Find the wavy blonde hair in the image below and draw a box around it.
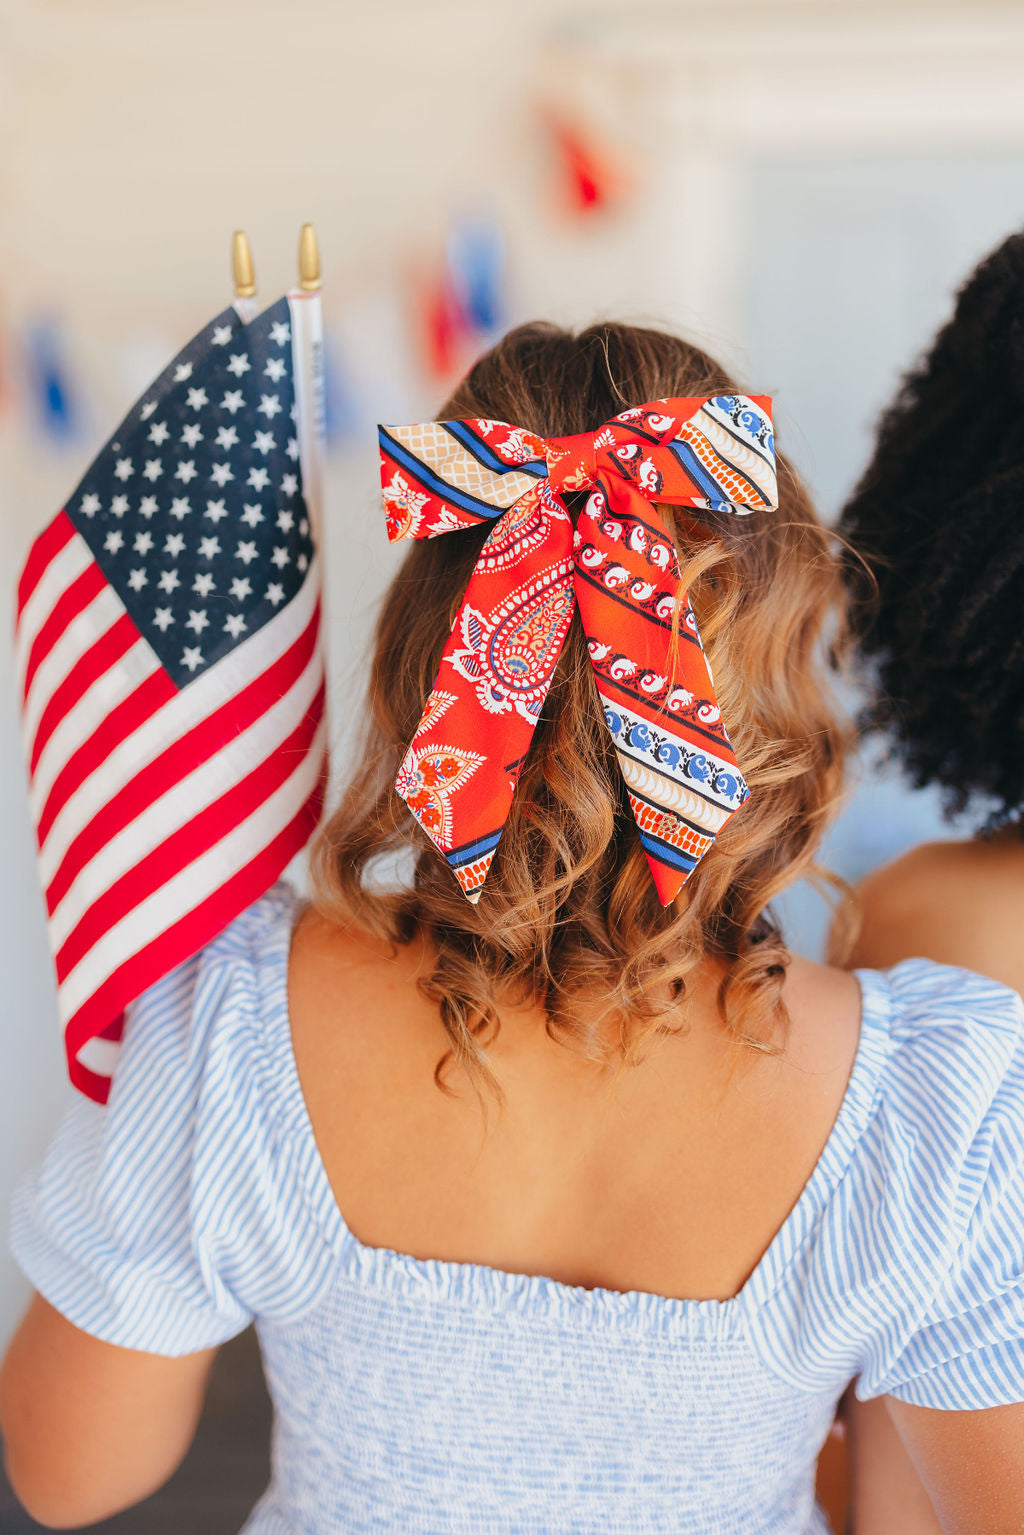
[312,322,849,1092]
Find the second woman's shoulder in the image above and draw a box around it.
[843,835,1024,989]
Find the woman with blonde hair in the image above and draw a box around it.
[3,320,1023,1533]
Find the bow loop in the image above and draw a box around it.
[379,419,547,542]
[378,394,777,904]
[603,396,778,514]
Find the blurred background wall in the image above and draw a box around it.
[2,0,1024,1346]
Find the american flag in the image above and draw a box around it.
[15,295,327,1103]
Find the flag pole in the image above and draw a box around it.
[289,223,325,547]
[232,229,260,324]
[288,223,329,803]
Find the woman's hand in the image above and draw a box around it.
[0,1292,217,1528]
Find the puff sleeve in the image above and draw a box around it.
[9,886,338,1356]
[860,964,1024,1409]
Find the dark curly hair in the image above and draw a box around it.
[839,229,1024,826]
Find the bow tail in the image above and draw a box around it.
[572,486,750,904]
[395,484,576,903]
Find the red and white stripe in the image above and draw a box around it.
[16,513,325,1103]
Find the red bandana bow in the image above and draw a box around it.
[378,395,777,904]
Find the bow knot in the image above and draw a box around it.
[378,395,778,905]
[545,433,598,495]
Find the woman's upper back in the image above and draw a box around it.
[287,889,863,1307]
[12,885,1024,1532]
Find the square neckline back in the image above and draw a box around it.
[256,885,896,1333]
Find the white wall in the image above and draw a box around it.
[3,0,1024,1341]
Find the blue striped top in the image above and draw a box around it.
[10,884,1024,1534]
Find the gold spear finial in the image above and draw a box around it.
[232,229,257,298]
[298,222,321,291]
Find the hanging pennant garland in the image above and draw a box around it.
[447,217,505,336]
[23,317,81,444]
[417,215,508,384]
[544,110,629,217]
[419,266,470,381]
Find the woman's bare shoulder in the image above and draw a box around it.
[779,953,863,1080]
[287,904,447,1092]
[289,904,435,1021]
[839,835,1024,988]
[291,902,412,975]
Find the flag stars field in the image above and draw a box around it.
[54,301,314,692]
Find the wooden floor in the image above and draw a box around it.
[1,1327,850,1532]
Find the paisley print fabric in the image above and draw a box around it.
[378,395,778,904]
